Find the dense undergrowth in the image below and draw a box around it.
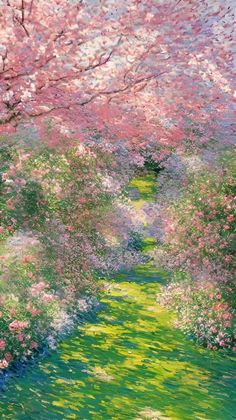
[0,138,143,370]
[154,148,236,351]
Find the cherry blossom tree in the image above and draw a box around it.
[0,0,235,159]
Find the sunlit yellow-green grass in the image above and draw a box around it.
[129,173,157,212]
[0,173,235,419]
[129,173,157,200]
[0,261,235,419]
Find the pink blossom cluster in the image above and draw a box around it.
[8,320,29,332]
[29,282,47,297]
[0,141,145,371]
[153,149,236,351]
[153,150,236,284]
[159,280,236,351]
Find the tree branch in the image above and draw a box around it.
[26,69,168,119]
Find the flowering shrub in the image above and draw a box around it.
[0,138,143,369]
[154,149,236,351]
[0,140,19,240]
[159,278,236,352]
[154,149,236,283]
[0,241,102,369]
[0,245,56,368]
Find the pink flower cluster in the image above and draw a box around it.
[9,320,29,332]
[29,281,47,297]
[159,281,236,351]
[0,141,144,371]
[153,150,236,286]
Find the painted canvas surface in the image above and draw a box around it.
[0,1,235,418]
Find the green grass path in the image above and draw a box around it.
[0,173,235,419]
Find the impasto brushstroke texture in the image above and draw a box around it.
[0,0,235,418]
